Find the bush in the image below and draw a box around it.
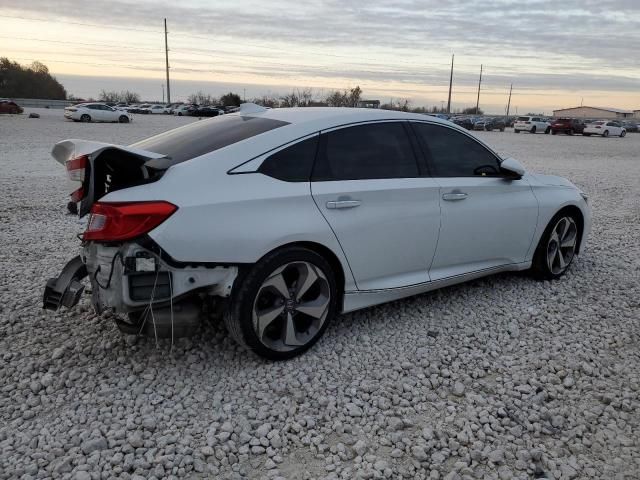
[0,58,67,99]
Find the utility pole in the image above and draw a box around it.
[164,18,171,104]
[505,83,512,117]
[446,53,454,114]
[475,64,483,114]
[161,83,165,103]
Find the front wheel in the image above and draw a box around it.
[531,126,537,134]
[224,247,338,360]
[545,127,551,134]
[80,114,91,123]
[119,115,129,123]
[530,214,579,280]
[620,130,626,137]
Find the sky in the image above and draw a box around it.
[1,0,639,114]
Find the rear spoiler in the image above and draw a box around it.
[52,139,167,217]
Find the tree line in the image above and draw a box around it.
[0,58,67,99]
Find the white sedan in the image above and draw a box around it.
[146,104,167,114]
[583,120,626,137]
[64,103,133,123]
[45,105,591,359]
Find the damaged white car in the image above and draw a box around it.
[44,104,591,359]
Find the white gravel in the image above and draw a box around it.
[1,109,639,480]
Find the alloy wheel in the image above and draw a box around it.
[252,261,331,352]
[546,217,577,275]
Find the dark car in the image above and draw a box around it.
[193,106,223,117]
[551,118,586,135]
[474,117,506,132]
[0,100,24,114]
[622,121,639,133]
[452,117,474,130]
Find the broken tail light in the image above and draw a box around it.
[83,201,177,242]
[66,155,88,182]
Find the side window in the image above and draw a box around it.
[258,136,318,182]
[412,123,501,177]
[88,104,99,110]
[313,122,418,181]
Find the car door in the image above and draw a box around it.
[311,121,441,291]
[410,121,538,281]
[607,122,621,135]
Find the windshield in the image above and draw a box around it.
[131,114,289,167]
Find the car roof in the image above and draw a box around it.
[246,106,453,131]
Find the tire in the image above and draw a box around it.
[119,115,129,123]
[500,127,505,132]
[545,127,551,134]
[620,130,626,138]
[224,246,338,360]
[568,129,574,136]
[514,129,520,133]
[178,112,183,116]
[531,126,537,134]
[603,130,609,137]
[530,213,579,280]
[80,114,91,123]
[552,130,557,135]
[583,133,591,137]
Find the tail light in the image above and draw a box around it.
[525,121,531,124]
[66,155,88,182]
[84,201,177,242]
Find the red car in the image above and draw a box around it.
[0,100,24,114]
[550,118,585,135]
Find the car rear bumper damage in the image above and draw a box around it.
[43,243,238,337]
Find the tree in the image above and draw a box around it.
[220,92,242,107]
[98,90,141,103]
[280,88,315,107]
[324,86,362,107]
[187,91,217,105]
[0,57,67,99]
[381,99,411,112]
[462,107,483,115]
[253,95,280,108]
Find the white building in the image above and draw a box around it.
[552,106,634,119]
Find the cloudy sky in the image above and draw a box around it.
[1,0,639,113]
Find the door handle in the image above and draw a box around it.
[442,192,468,201]
[326,200,361,209]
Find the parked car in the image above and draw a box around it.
[514,116,551,134]
[621,121,639,133]
[474,118,506,132]
[44,105,591,360]
[193,106,224,117]
[550,118,586,135]
[145,104,167,114]
[452,117,474,130]
[135,104,152,114]
[583,120,626,137]
[174,104,197,116]
[0,100,24,114]
[64,103,133,123]
[163,103,182,114]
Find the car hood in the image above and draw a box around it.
[528,173,576,188]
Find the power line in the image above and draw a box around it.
[0,14,162,33]
[0,35,161,53]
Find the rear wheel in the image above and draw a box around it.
[224,247,338,360]
[568,129,574,135]
[620,130,626,138]
[531,126,537,134]
[119,115,129,123]
[552,130,557,135]
[80,114,91,123]
[531,213,579,280]
[545,127,551,134]
[603,130,609,137]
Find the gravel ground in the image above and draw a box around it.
[1,109,639,480]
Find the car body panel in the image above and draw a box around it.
[311,178,441,290]
[429,177,539,280]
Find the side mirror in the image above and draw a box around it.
[500,157,526,179]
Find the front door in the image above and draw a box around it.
[410,121,538,280]
[311,121,441,291]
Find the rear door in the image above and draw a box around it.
[411,122,538,280]
[311,121,441,291]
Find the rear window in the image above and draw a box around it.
[517,116,530,121]
[131,115,289,166]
